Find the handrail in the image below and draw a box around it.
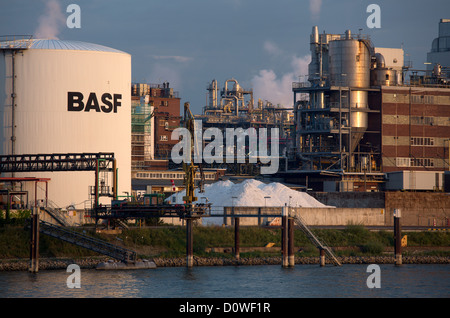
[291,213,341,266]
[39,220,137,263]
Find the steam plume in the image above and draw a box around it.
[34,0,66,39]
[251,55,310,107]
[309,0,322,19]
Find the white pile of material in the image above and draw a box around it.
[166,179,331,222]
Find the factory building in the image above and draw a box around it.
[379,85,450,173]
[0,38,131,208]
[195,78,294,175]
[130,82,224,197]
[131,93,155,171]
[427,19,450,74]
[130,82,184,195]
[288,23,450,192]
[131,82,181,161]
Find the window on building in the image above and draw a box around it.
[411,95,434,104]
[410,116,435,125]
[395,157,410,167]
[410,158,434,167]
[411,137,435,146]
[160,135,168,141]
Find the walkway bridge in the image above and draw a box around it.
[0,152,118,210]
[0,153,115,172]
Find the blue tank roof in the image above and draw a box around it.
[0,38,127,54]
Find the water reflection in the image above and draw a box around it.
[0,264,448,298]
[182,268,198,281]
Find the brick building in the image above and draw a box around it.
[380,86,450,172]
[130,82,224,197]
[131,82,181,164]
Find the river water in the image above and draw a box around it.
[0,264,448,299]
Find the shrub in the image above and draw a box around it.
[359,241,384,255]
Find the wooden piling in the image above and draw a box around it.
[186,218,194,268]
[394,209,402,266]
[234,217,240,260]
[29,207,39,273]
[282,206,288,268]
[288,217,295,267]
[319,248,325,267]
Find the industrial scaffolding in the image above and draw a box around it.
[131,96,154,170]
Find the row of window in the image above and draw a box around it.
[140,100,170,106]
[410,95,434,104]
[410,116,435,125]
[411,137,434,146]
[159,120,178,126]
[396,157,434,167]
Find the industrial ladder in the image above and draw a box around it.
[292,214,341,266]
[42,206,71,227]
[38,220,137,263]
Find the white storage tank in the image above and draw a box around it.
[0,39,131,209]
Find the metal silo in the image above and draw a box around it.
[0,38,131,209]
[329,30,371,153]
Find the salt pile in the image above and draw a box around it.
[166,178,332,213]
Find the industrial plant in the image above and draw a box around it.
[0,19,449,240]
[0,38,131,211]
[287,22,450,193]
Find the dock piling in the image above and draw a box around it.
[29,207,40,273]
[282,206,288,268]
[234,217,240,260]
[288,217,295,267]
[394,209,402,266]
[186,218,194,268]
[319,248,325,267]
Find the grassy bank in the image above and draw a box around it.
[0,223,449,260]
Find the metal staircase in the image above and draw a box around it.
[38,220,137,263]
[292,214,341,266]
[112,219,129,230]
[41,204,70,227]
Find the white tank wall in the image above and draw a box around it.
[0,52,6,151]
[0,46,131,209]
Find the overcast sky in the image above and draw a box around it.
[1,0,449,114]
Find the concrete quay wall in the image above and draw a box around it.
[224,206,385,227]
[290,207,385,226]
[311,191,450,227]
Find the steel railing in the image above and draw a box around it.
[39,220,137,263]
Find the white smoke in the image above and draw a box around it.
[309,0,322,19]
[34,0,66,39]
[251,54,310,107]
[263,41,283,56]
